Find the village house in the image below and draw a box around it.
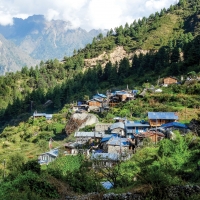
[72,104,89,113]
[95,123,112,132]
[106,136,130,155]
[109,90,135,103]
[63,142,90,156]
[163,76,178,86]
[87,98,102,108]
[124,121,150,138]
[148,112,178,127]
[161,122,188,132]
[133,131,165,146]
[33,112,53,120]
[74,131,105,143]
[91,153,120,168]
[93,93,107,101]
[38,148,59,165]
[109,122,125,136]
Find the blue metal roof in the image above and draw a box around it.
[95,149,103,153]
[109,122,125,130]
[107,137,129,146]
[47,149,59,157]
[125,122,150,127]
[161,122,188,129]
[101,136,112,143]
[148,112,178,120]
[132,90,138,94]
[101,134,118,143]
[101,181,113,189]
[93,94,107,98]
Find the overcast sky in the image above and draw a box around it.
[0,0,177,30]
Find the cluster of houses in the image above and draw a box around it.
[72,76,182,113]
[37,76,193,165]
[72,89,138,114]
[38,111,189,166]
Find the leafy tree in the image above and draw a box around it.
[6,153,26,177]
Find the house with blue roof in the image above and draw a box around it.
[111,90,135,102]
[109,122,125,136]
[93,93,107,99]
[148,112,178,127]
[38,148,59,165]
[161,122,188,132]
[106,136,130,154]
[124,121,150,138]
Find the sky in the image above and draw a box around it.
[0,0,177,31]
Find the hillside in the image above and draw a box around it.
[0,0,200,126]
[0,1,200,199]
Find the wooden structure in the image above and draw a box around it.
[88,99,102,107]
[64,142,89,155]
[163,77,178,85]
[148,112,178,127]
[133,131,165,145]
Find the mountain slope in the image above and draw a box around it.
[0,34,39,74]
[0,15,105,61]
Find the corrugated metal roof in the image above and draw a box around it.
[33,113,46,117]
[109,122,125,130]
[107,137,129,146]
[101,181,113,189]
[125,122,150,127]
[74,132,104,138]
[100,134,118,143]
[93,94,107,98]
[161,122,188,129]
[33,113,52,119]
[45,114,53,119]
[42,148,59,157]
[148,112,178,120]
[91,153,119,161]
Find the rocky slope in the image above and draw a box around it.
[84,46,149,68]
[0,34,39,75]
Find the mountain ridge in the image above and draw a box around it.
[0,15,105,74]
[0,33,39,74]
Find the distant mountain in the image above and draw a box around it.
[0,15,105,62]
[0,34,39,75]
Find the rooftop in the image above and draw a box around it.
[109,122,125,130]
[91,153,120,161]
[74,132,104,138]
[148,112,178,120]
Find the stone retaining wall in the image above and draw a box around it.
[65,185,200,200]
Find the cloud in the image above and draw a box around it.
[0,0,176,29]
[0,11,13,25]
[46,9,59,21]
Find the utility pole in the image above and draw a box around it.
[3,159,6,179]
